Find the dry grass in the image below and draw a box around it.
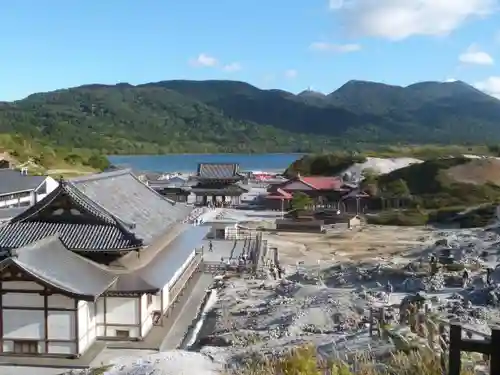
[232,346,477,375]
[446,158,500,186]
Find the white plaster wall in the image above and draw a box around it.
[45,176,59,193]
[78,301,96,355]
[3,309,44,339]
[161,288,170,313]
[47,310,74,340]
[47,342,76,355]
[140,294,153,338]
[96,297,104,337]
[105,325,140,338]
[36,176,59,202]
[47,294,74,309]
[106,297,138,325]
[2,281,43,290]
[0,192,34,208]
[97,297,140,338]
[3,292,44,307]
[168,250,195,291]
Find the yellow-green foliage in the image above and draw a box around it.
[233,346,475,375]
[0,133,107,172]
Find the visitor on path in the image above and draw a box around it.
[486,267,494,286]
[209,240,213,252]
[277,266,283,279]
[462,269,470,288]
[385,281,393,303]
[430,255,439,276]
[270,266,276,280]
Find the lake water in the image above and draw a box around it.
[108,153,304,173]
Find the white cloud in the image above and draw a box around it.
[309,42,361,52]
[444,78,458,82]
[189,53,218,67]
[459,45,494,65]
[223,62,242,72]
[284,69,298,79]
[329,0,497,40]
[474,76,500,98]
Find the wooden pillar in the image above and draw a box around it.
[0,279,3,352]
[448,324,461,375]
[491,328,500,375]
[74,299,80,356]
[44,292,49,353]
[103,296,108,337]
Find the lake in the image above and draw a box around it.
[108,153,304,173]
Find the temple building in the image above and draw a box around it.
[0,168,59,208]
[190,163,247,206]
[0,169,208,357]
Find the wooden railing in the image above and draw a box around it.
[370,306,498,375]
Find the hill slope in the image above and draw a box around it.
[376,157,500,208]
[1,79,500,154]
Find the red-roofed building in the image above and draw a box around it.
[264,174,355,211]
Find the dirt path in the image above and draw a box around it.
[264,225,435,265]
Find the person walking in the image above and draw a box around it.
[385,281,393,303]
[486,267,494,286]
[209,240,213,252]
[462,269,470,288]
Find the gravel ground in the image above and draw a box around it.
[194,225,500,366]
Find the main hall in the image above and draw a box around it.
[0,169,208,357]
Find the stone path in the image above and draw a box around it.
[160,273,214,351]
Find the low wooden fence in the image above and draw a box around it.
[275,219,325,233]
[370,306,499,375]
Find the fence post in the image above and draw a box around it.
[439,323,447,373]
[369,308,373,337]
[490,327,500,375]
[449,324,462,375]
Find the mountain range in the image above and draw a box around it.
[1,79,499,154]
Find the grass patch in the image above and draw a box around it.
[232,346,476,375]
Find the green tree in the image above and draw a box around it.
[85,154,110,171]
[383,178,410,197]
[360,168,379,196]
[291,192,313,211]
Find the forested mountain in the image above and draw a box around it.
[1,79,500,154]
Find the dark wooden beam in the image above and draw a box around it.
[103,296,107,337]
[74,300,79,356]
[44,292,48,353]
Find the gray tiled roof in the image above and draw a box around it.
[0,169,194,252]
[197,163,240,179]
[0,207,27,221]
[70,169,193,244]
[0,169,46,196]
[114,225,210,292]
[0,221,137,251]
[1,236,117,300]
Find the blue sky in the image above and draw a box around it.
[1,0,500,101]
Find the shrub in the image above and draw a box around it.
[233,346,475,375]
[366,210,429,226]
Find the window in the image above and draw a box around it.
[36,181,47,195]
[13,340,38,354]
[115,330,130,338]
[147,294,153,307]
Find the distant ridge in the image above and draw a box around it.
[2,78,500,155]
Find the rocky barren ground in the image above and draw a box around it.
[196,225,500,367]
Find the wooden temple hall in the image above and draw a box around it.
[0,169,210,357]
[191,163,247,206]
